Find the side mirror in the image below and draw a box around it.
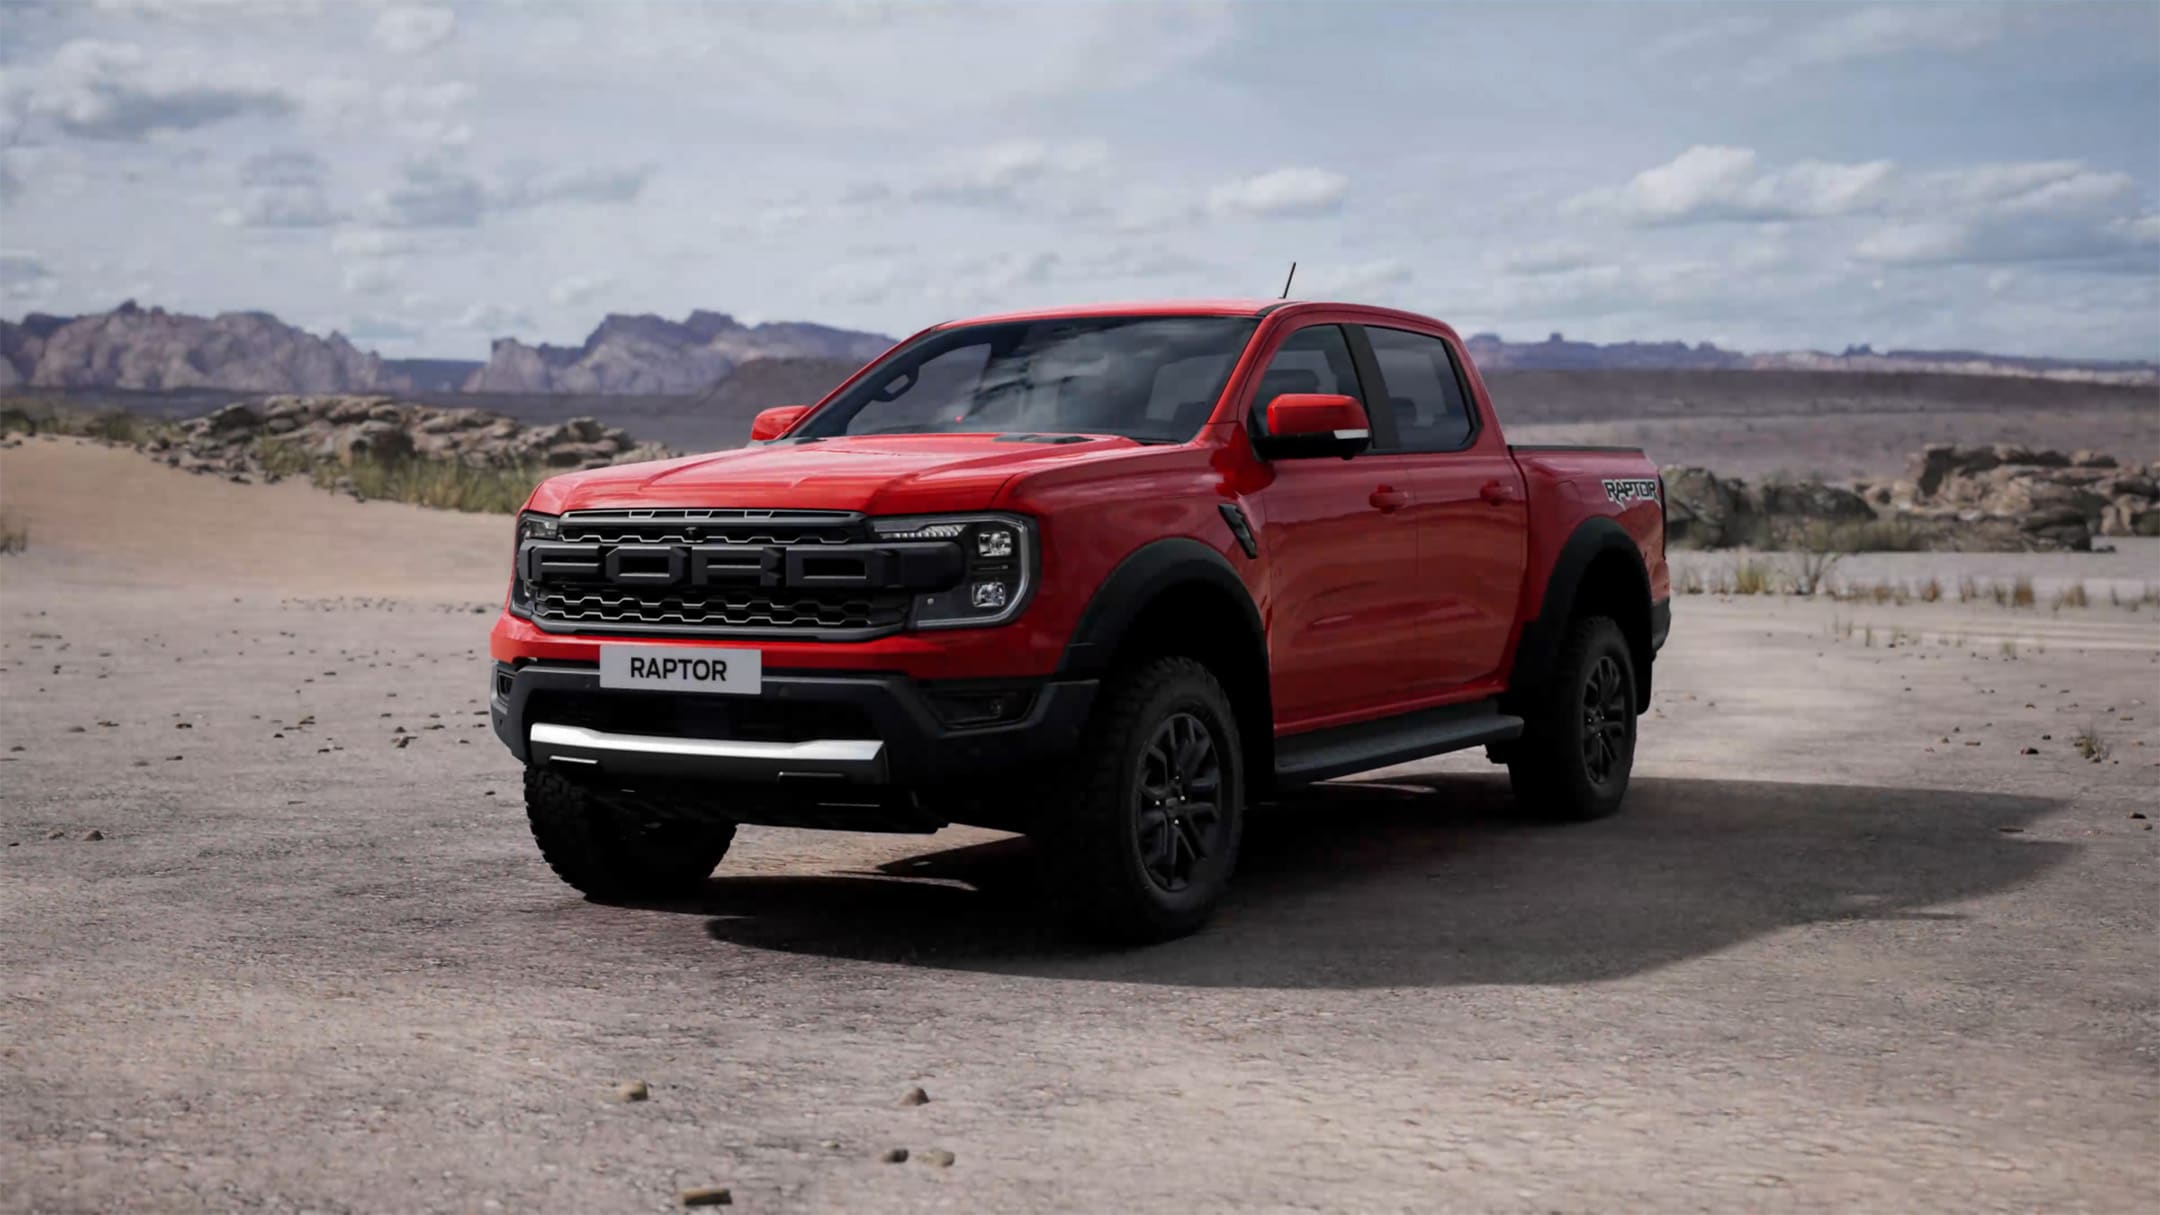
[1255,393,1371,460]
[749,405,810,442]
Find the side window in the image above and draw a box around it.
[1365,326,1474,452]
[1248,324,1363,437]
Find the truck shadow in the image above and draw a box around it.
[675,775,2069,988]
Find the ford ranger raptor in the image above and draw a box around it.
[490,299,1671,941]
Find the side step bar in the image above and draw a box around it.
[528,722,887,783]
[1274,699,1524,785]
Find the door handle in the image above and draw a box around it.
[1479,480,1520,506]
[1369,487,1410,513]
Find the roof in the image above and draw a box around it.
[935,298,1289,327]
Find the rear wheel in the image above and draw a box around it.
[524,767,735,901]
[1507,615,1638,821]
[1042,656,1245,943]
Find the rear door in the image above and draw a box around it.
[1243,323,1430,730]
[1355,324,1529,691]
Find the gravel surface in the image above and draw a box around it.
[4,439,2157,1212]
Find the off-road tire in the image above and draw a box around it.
[1506,615,1638,821]
[1042,656,1246,944]
[524,767,735,901]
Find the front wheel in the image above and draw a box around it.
[1041,657,1246,943]
[524,767,736,901]
[1507,616,1638,821]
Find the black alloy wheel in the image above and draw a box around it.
[1133,711,1228,893]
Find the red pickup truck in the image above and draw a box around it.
[490,299,1670,941]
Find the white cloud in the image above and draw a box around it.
[912,138,1110,209]
[1748,4,2009,80]
[548,274,611,307]
[13,39,296,141]
[221,150,341,228]
[1565,146,1895,225]
[371,6,456,55]
[363,160,649,228]
[1205,168,1350,219]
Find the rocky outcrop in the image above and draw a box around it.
[148,396,668,479]
[1464,332,2157,384]
[463,309,892,394]
[2,302,407,393]
[1665,446,2160,551]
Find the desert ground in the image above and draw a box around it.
[3,436,2157,1213]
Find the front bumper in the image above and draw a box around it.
[490,661,1097,794]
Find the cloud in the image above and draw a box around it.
[1,253,54,288]
[1297,259,1413,300]
[911,139,1110,209]
[1205,168,1350,219]
[1747,4,2009,80]
[343,313,424,343]
[455,303,535,335]
[1565,146,1895,225]
[548,274,611,307]
[331,229,426,259]
[362,157,655,229]
[371,6,457,55]
[15,39,296,141]
[221,150,341,228]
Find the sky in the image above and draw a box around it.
[0,0,2155,360]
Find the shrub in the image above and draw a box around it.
[0,510,26,554]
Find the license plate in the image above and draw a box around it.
[598,645,762,695]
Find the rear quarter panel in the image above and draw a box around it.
[1510,447,1671,620]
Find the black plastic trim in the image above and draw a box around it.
[1504,516,1654,712]
[1508,444,1650,454]
[491,661,1096,789]
[1217,503,1259,559]
[1057,538,1263,677]
[1651,596,1672,653]
[1274,698,1524,785]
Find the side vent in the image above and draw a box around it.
[1218,503,1258,559]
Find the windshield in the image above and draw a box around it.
[794,315,1258,443]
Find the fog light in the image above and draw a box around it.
[975,525,1016,559]
[971,580,1009,609]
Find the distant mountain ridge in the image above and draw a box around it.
[1465,332,2157,384]
[4,302,2150,394]
[463,309,892,394]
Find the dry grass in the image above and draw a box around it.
[2011,576,2037,608]
[2053,583,2090,610]
[2074,722,2111,762]
[256,440,543,514]
[0,509,26,555]
[1733,559,1774,596]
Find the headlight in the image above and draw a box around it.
[871,513,1036,629]
[508,512,558,616]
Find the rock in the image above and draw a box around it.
[81,829,103,840]
[899,1086,930,1107]
[918,1149,956,1168]
[613,1080,649,1103]
[678,1186,732,1207]
[878,1148,909,1164]
[45,829,65,839]
[2070,450,2117,468]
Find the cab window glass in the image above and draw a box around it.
[1249,325,1362,438]
[1366,326,1474,451]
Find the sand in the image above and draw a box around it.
[3,436,2156,1212]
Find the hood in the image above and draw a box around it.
[529,432,1148,515]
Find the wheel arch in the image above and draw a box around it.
[1059,538,1274,788]
[1505,517,1656,712]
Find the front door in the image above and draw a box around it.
[1244,323,1431,731]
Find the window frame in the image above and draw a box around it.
[1244,322,1399,450]
[1351,323,1482,455]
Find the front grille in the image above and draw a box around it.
[536,589,909,630]
[521,508,932,638]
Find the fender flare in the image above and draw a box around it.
[1057,538,1265,678]
[1504,516,1654,710]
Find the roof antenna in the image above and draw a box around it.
[1279,261,1298,299]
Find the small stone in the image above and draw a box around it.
[918,1149,955,1168]
[46,829,65,839]
[2132,812,2147,820]
[878,1148,909,1164]
[2019,746,2039,755]
[613,1080,649,1103]
[678,1186,732,1207]
[81,829,103,841]
[898,1086,930,1107]
[1997,826,2024,834]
